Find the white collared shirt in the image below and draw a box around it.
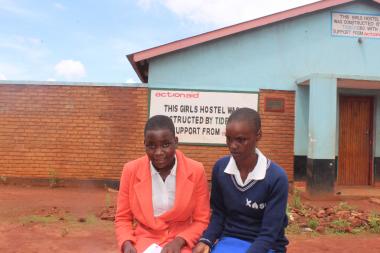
[150,156,177,217]
[224,148,268,187]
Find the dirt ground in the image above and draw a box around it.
[1,185,380,253]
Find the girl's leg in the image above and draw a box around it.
[211,237,250,253]
[211,237,275,253]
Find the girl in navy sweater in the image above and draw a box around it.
[193,108,288,253]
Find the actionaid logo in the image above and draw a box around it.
[155,91,200,99]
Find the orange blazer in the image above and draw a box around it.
[115,150,210,253]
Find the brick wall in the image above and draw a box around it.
[179,145,229,179]
[0,84,294,182]
[0,84,147,180]
[258,89,295,181]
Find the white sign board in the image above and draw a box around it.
[332,12,380,38]
[149,89,258,145]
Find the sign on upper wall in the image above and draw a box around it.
[332,12,380,38]
[149,89,258,145]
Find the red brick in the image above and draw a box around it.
[0,85,295,182]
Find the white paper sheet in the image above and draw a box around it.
[143,243,162,253]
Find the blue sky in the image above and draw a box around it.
[0,0,318,83]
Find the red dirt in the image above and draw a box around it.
[0,185,118,253]
[288,234,380,252]
[1,184,380,253]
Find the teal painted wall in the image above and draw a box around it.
[308,77,337,159]
[292,82,380,157]
[295,85,309,156]
[146,1,380,157]
[149,2,380,91]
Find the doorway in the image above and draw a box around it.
[337,96,373,185]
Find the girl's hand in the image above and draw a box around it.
[192,242,210,253]
[161,237,186,253]
[123,241,137,253]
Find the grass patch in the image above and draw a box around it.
[84,214,99,225]
[329,219,351,234]
[20,215,59,224]
[307,218,319,230]
[351,226,367,234]
[286,223,302,234]
[105,192,112,209]
[292,189,303,210]
[19,212,101,227]
[368,212,380,233]
[336,202,356,211]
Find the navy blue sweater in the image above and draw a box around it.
[200,156,289,253]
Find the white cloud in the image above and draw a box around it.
[0,73,6,80]
[137,0,154,10]
[109,38,140,53]
[126,78,137,83]
[0,35,47,61]
[54,3,66,10]
[0,36,42,49]
[47,78,56,81]
[0,62,23,78]
[0,0,35,16]
[54,60,86,80]
[138,0,320,27]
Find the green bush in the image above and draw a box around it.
[307,218,319,230]
[368,212,380,233]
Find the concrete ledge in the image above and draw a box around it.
[0,80,147,88]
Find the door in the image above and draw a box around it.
[338,96,373,185]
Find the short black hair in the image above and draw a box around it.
[227,107,261,132]
[144,115,175,137]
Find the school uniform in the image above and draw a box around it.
[199,149,289,253]
[115,150,210,253]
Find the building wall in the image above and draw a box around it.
[294,85,380,181]
[178,145,229,179]
[182,90,296,181]
[147,1,380,159]
[259,90,295,181]
[338,87,380,182]
[0,84,148,180]
[0,84,295,182]
[294,85,310,156]
[149,2,380,91]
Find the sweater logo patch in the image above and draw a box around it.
[246,198,266,209]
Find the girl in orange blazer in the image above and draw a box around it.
[115,115,210,253]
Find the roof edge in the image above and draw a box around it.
[129,0,379,82]
[127,54,148,83]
